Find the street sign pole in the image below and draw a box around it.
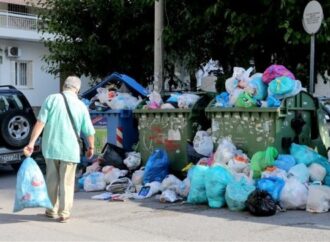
[154,0,164,93]
[302,0,323,94]
[310,34,315,94]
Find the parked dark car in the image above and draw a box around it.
[0,85,42,171]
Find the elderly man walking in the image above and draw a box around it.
[24,76,95,223]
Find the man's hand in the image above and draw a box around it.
[86,147,94,159]
[23,145,34,157]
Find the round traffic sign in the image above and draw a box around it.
[303,0,323,34]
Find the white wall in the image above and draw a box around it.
[80,75,95,94]
[0,39,59,106]
[314,73,330,97]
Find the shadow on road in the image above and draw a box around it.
[0,213,57,224]
[131,198,330,231]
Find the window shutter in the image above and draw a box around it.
[10,61,16,85]
[27,61,33,88]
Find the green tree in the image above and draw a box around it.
[36,0,154,83]
[36,0,330,87]
[163,0,330,86]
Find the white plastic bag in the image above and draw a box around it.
[160,190,181,203]
[91,192,112,200]
[280,177,308,210]
[229,88,244,106]
[214,137,236,165]
[124,152,141,170]
[132,168,145,187]
[84,172,106,192]
[95,87,112,107]
[147,91,163,109]
[195,59,222,88]
[226,67,254,94]
[228,154,249,173]
[261,167,287,181]
[160,174,183,192]
[177,177,190,198]
[178,93,200,109]
[109,93,140,110]
[86,162,101,174]
[193,131,214,157]
[308,163,326,182]
[306,185,330,213]
[102,166,121,184]
[134,181,161,199]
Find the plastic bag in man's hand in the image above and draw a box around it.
[13,157,53,212]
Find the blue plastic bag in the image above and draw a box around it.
[215,92,230,107]
[268,76,295,95]
[266,96,281,107]
[166,93,181,104]
[250,75,267,100]
[225,178,256,211]
[290,143,324,166]
[290,143,330,185]
[143,149,169,184]
[13,157,53,212]
[205,165,234,208]
[187,165,209,204]
[288,163,309,183]
[274,154,296,172]
[257,177,285,201]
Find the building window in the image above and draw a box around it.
[11,60,33,88]
[8,4,28,15]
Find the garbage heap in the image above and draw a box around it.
[78,65,330,216]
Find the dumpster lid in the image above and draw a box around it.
[81,72,149,100]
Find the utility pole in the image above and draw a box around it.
[154,0,164,93]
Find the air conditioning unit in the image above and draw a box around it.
[6,46,21,58]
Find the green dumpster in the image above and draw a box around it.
[134,93,213,172]
[206,91,329,157]
[313,97,330,155]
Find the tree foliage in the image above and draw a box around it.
[164,0,330,86]
[35,0,330,86]
[36,0,154,83]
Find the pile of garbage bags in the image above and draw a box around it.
[82,86,143,111]
[140,91,202,110]
[215,64,304,108]
[79,129,330,216]
[76,70,329,216]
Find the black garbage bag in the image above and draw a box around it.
[245,190,277,216]
[101,143,127,170]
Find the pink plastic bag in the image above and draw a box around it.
[262,64,295,84]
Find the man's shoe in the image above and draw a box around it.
[58,217,70,223]
[45,212,57,219]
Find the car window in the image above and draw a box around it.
[0,94,23,113]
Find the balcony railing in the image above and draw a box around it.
[0,10,38,31]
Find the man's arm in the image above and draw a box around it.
[23,120,45,157]
[85,135,95,159]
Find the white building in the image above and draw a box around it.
[0,0,59,107]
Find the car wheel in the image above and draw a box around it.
[0,111,33,148]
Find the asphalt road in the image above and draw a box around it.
[1,166,330,242]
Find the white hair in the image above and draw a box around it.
[63,76,81,92]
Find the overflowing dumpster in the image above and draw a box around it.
[206,91,329,158]
[134,93,213,172]
[81,72,149,154]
